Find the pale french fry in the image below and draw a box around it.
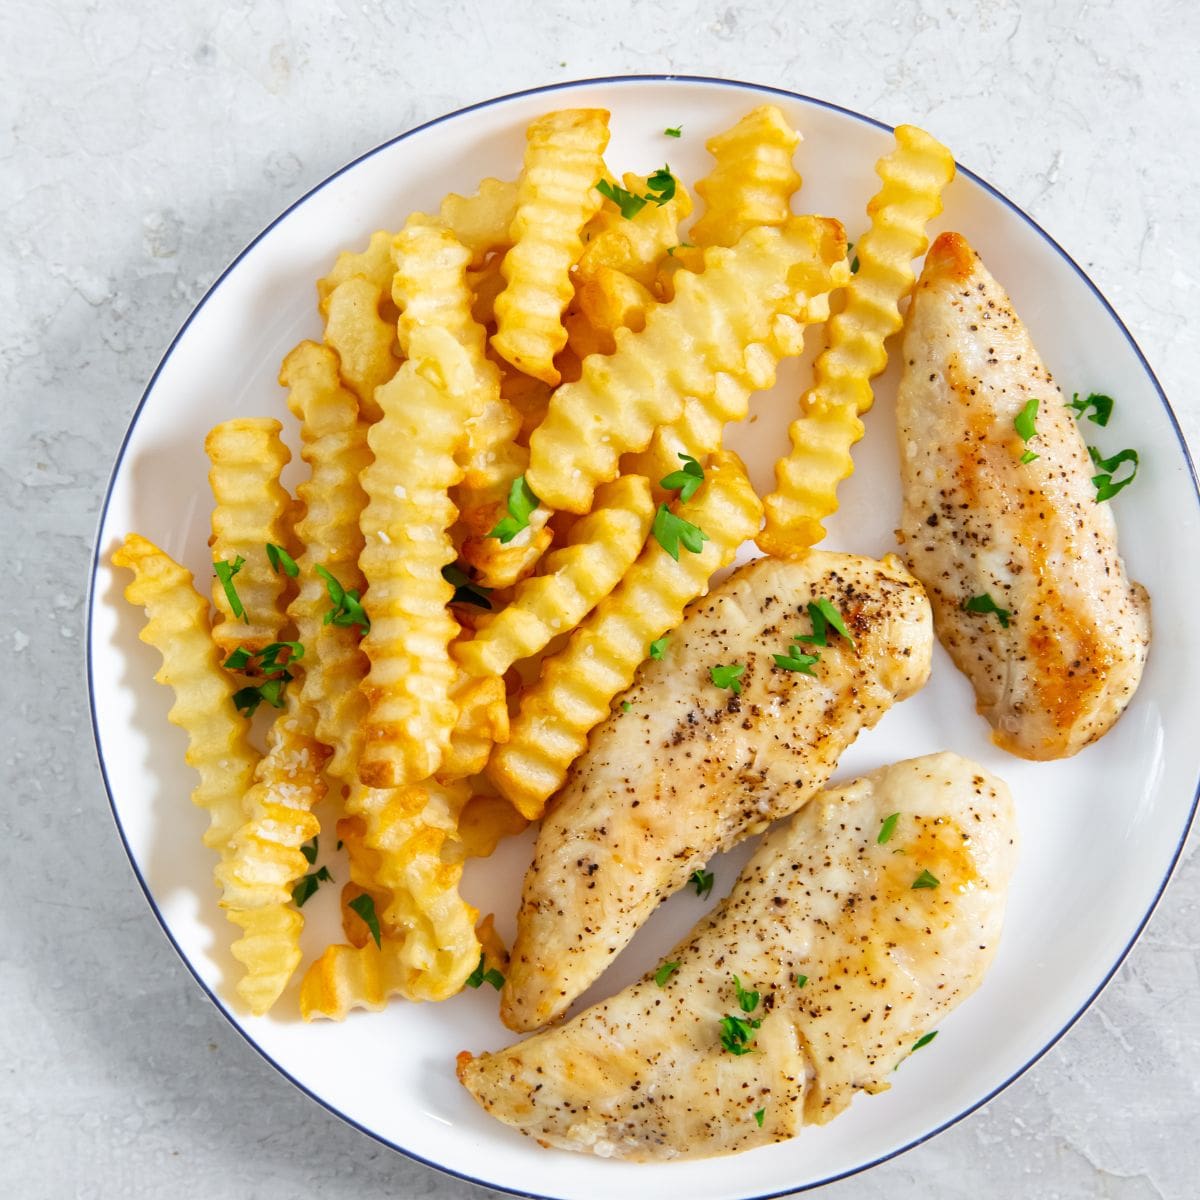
[759,125,955,555]
[206,419,295,673]
[451,788,529,861]
[357,326,482,789]
[689,105,803,250]
[454,475,654,678]
[215,696,331,1013]
[438,177,519,267]
[468,255,506,330]
[439,672,509,781]
[487,452,762,819]
[491,109,611,385]
[111,533,260,856]
[317,230,394,308]
[393,221,545,592]
[322,275,399,424]
[527,218,848,514]
[576,267,655,351]
[279,340,373,786]
[579,172,693,289]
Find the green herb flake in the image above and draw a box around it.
[258,640,304,676]
[912,869,940,890]
[911,1030,938,1052]
[652,503,710,561]
[795,974,808,988]
[214,555,246,622]
[666,241,695,256]
[265,542,299,578]
[292,865,332,908]
[664,125,682,138]
[690,868,714,899]
[300,836,319,865]
[719,1013,761,1056]
[753,1107,766,1127]
[961,592,1011,629]
[442,563,493,610]
[645,165,677,206]
[654,961,680,987]
[315,565,370,635]
[732,974,760,1014]
[232,685,264,718]
[797,597,855,650]
[877,812,900,845]
[222,646,254,672]
[1088,445,1139,502]
[596,178,648,220]
[659,452,705,502]
[257,673,291,709]
[465,952,505,990]
[710,662,745,695]
[773,647,820,675]
[1020,449,1040,465]
[1014,397,1039,448]
[348,892,382,949]
[850,255,860,274]
[1069,391,1114,426]
[648,635,670,661]
[621,700,632,713]
[488,475,540,543]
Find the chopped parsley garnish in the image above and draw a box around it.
[773,645,820,674]
[719,1013,761,1056]
[315,565,370,635]
[348,892,382,949]
[877,812,900,845]
[645,165,677,205]
[797,597,856,650]
[664,125,682,138]
[850,254,860,274]
[258,640,303,676]
[465,952,505,990]
[659,452,705,502]
[911,1030,938,1052]
[710,662,745,695]
[1014,398,1040,464]
[222,646,253,672]
[266,542,299,577]
[292,864,332,908]
[300,836,319,865]
[1069,391,1113,427]
[912,869,940,890]
[690,868,714,899]
[488,475,539,543]
[961,592,1011,628]
[652,504,710,560]
[1020,449,1040,465]
[795,974,808,988]
[648,635,670,661]
[621,700,632,713]
[753,1107,766,1127]
[232,671,293,718]
[654,961,680,987]
[596,179,648,220]
[442,564,493,609]
[214,556,246,622]
[1088,445,1139,502]
[666,241,695,256]
[732,974,760,1014]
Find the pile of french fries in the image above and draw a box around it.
[112,104,955,1019]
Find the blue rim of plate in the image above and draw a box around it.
[85,74,1200,1199]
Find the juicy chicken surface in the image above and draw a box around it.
[896,231,1150,760]
[501,551,933,1033]
[460,752,1017,1161]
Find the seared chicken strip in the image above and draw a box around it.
[897,232,1150,759]
[460,752,1017,1160]
[502,551,932,1032]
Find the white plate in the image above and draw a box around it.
[87,76,1200,1198]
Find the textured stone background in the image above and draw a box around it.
[4,1,1199,1196]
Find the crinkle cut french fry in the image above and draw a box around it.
[759,125,955,556]
[317,230,395,309]
[216,696,331,1014]
[439,672,510,781]
[279,340,373,786]
[301,778,481,1018]
[491,109,611,385]
[206,418,295,671]
[449,789,529,862]
[438,177,519,268]
[357,327,481,789]
[322,275,399,424]
[527,218,848,514]
[111,533,259,856]
[690,104,803,250]
[487,452,763,819]
[454,475,655,679]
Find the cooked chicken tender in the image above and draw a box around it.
[896,232,1150,760]
[460,752,1017,1160]
[501,551,933,1032]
